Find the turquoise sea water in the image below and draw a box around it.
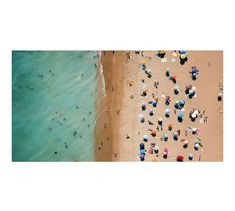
[12,51,98,161]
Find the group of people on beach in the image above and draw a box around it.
[137,50,206,162]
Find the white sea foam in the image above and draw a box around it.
[98,51,106,97]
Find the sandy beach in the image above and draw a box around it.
[95,51,223,162]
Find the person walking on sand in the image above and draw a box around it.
[177,129,181,136]
[126,52,131,62]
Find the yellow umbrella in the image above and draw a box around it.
[180,54,186,59]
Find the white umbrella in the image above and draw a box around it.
[189,153,193,160]
[183,140,189,144]
[189,90,194,94]
[143,135,148,141]
[191,113,196,118]
[139,114,144,122]
[195,143,199,148]
[174,85,179,90]
[194,110,199,115]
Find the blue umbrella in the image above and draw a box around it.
[165,108,170,114]
[178,112,184,118]
[179,100,185,106]
[179,50,186,54]
[192,66,197,72]
[140,154,145,161]
[139,143,145,149]
[152,100,157,107]
[140,149,145,155]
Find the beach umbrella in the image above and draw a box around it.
[154,146,159,154]
[189,153,193,160]
[140,149,145,155]
[140,154,145,161]
[180,54,186,60]
[195,143,200,147]
[142,102,146,106]
[149,110,154,116]
[194,143,200,150]
[140,63,146,70]
[179,50,186,54]
[178,112,184,118]
[183,140,189,148]
[179,100,185,106]
[158,117,163,126]
[192,72,197,77]
[151,130,157,136]
[168,124,173,130]
[192,128,197,133]
[176,155,184,161]
[143,135,148,141]
[151,143,156,148]
[192,110,198,118]
[146,69,151,74]
[173,131,178,136]
[139,143,145,149]
[192,86,196,91]
[183,140,189,144]
[165,108,170,114]
[195,138,203,147]
[152,100,157,107]
[141,103,146,110]
[173,132,178,140]
[174,85,179,91]
[139,114,145,123]
[189,90,194,95]
[192,66,197,72]
[218,93,223,101]
[191,113,196,118]
[163,134,168,141]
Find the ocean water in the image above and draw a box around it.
[12,51,99,161]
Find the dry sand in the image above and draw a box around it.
[95,51,223,162]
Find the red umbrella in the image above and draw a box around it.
[176,155,184,162]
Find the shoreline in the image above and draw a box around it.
[94,51,125,161]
